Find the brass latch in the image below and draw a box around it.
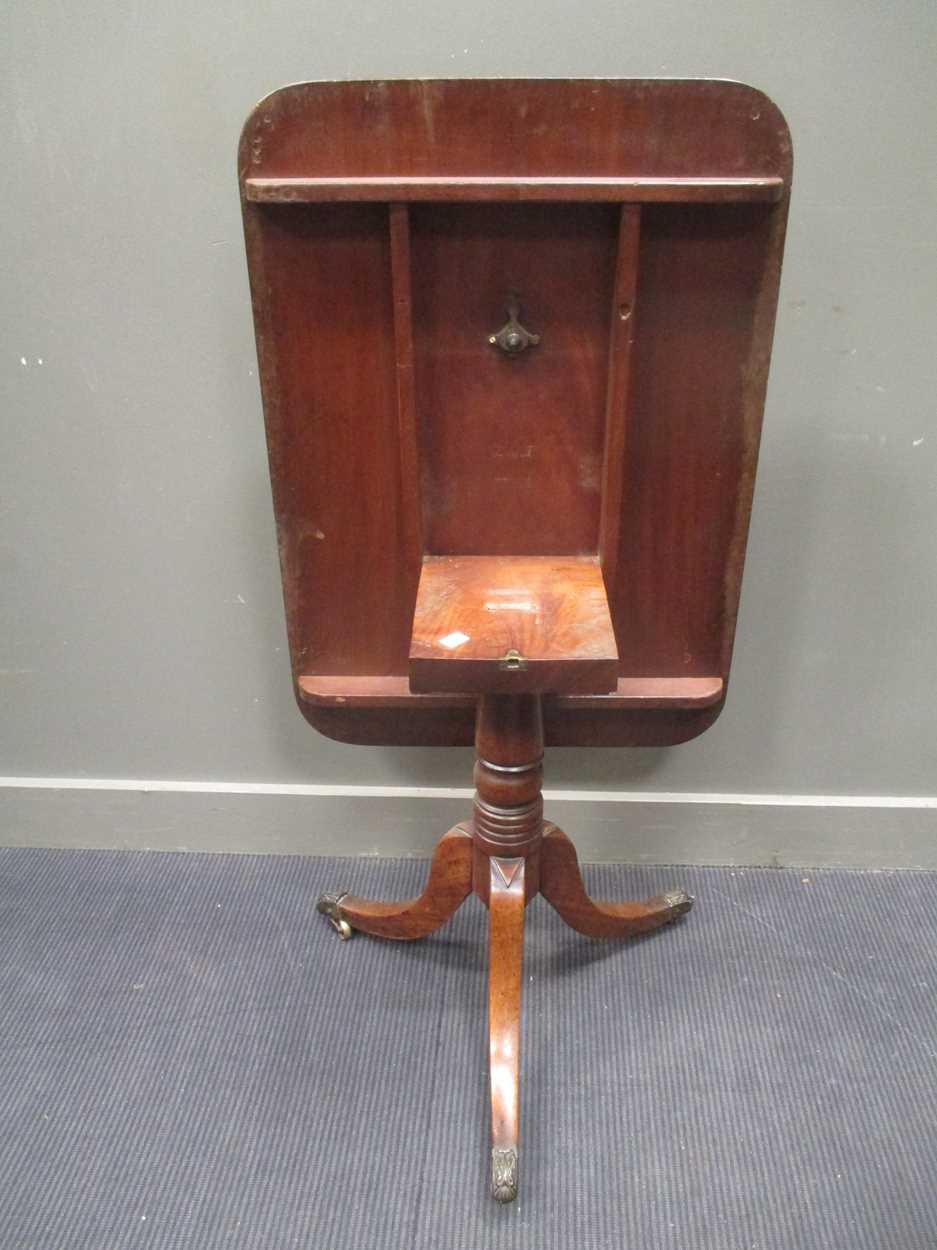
[499,649,528,672]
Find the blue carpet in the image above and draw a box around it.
[1,846,935,1249]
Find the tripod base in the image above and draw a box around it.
[315,695,693,1203]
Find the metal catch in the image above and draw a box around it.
[488,294,540,356]
[499,649,528,672]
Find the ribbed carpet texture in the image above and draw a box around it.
[1,846,936,1249]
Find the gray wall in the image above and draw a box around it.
[3,0,935,865]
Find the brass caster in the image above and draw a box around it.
[660,888,694,919]
[316,891,353,940]
[491,1147,518,1203]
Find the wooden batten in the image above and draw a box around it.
[388,203,423,599]
[298,673,724,711]
[244,175,785,204]
[598,204,641,597]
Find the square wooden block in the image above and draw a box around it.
[409,555,619,694]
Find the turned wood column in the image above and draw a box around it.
[471,694,544,902]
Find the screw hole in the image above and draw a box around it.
[618,303,632,321]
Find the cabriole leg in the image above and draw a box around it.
[487,855,525,1203]
[539,823,693,938]
[316,824,473,940]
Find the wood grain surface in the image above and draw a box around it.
[487,855,525,1201]
[411,202,615,557]
[241,78,791,746]
[409,556,618,694]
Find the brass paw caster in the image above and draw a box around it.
[660,888,695,919]
[491,1147,518,1203]
[316,891,353,940]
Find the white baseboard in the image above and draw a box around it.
[1,778,935,867]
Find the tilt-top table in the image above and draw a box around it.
[239,78,791,1203]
